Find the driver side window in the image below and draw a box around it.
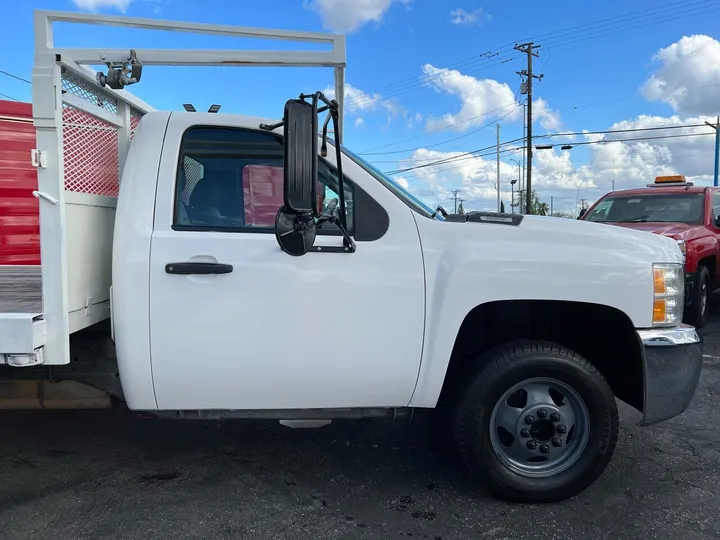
[712,191,720,228]
[173,126,353,234]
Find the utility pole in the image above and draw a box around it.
[457,198,465,214]
[705,117,720,187]
[496,124,501,213]
[520,102,526,213]
[515,42,543,214]
[451,189,461,213]
[550,196,553,216]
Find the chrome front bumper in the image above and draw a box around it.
[637,325,703,426]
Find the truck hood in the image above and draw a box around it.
[601,221,696,238]
[414,211,684,333]
[436,212,684,266]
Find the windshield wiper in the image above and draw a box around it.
[431,205,448,219]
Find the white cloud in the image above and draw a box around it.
[449,8,487,26]
[72,0,163,12]
[324,82,404,126]
[418,64,562,132]
[306,0,409,33]
[533,98,562,131]
[72,0,131,11]
[355,117,365,128]
[642,35,720,116]
[420,64,522,131]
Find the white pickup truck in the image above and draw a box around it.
[0,10,703,503]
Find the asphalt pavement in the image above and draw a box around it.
[2,313,720,540]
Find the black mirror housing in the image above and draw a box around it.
[283,99,318,214]
[266,91,356,257]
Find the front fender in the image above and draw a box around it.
[686,236,717,273]
[408,215,682,407]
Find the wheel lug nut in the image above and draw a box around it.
[526,440,537,450]
[537,409,547,419]
[552,437,562,447]
[520,428,530,438]
[550,412,560,422]
[540,444,550,454]
[557,424,567,434]
[525,415,535,425]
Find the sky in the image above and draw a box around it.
[1,0,719,215]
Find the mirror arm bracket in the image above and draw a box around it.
[314,215,356,253]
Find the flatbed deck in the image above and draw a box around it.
[0,266,42,313]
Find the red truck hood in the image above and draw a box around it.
[606,221,696,238]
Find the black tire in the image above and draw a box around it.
[454,340,619,503]
[687,265,710,328]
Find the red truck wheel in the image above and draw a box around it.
[687,266,710,328]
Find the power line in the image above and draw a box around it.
[0,92,20,102]
[540,0,718,50]
[396,132,714,179]
[361,103,524,156]
[361,77,720,158]
[0,70,31,84]
[517,0,712,47]
[346,0,713,109]
[359,102,521,154]
[385,128,715,177]
[377,122,712,167]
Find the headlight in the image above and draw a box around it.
[652,263,684,327]
[675,239,686,263]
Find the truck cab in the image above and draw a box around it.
[581,175,720,327]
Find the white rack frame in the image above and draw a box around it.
[2,9,346,367]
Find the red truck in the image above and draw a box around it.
[581,175,719,327]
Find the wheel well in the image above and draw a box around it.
[439,300,644,412]
[698,256,715,283]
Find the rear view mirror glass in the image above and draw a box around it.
[283,99,317,214]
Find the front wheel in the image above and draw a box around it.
[454,341,619,503]
[687,265,710,328]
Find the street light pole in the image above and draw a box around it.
[510,179,517,214]
[509,158,521,213]
[496,124,501,213]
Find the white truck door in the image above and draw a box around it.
[148,116,426,411]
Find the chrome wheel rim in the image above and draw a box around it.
[489,377,590,478]
[701,281,708,316]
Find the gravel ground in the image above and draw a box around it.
[1,315,720,540]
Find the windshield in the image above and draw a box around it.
[584,192,705,224]
[340,144,443,220]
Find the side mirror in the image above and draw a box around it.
[283,99,317,213]
[275,207,316,256]
[577,208,587,220]
[274,99,319,256]
[267,91,355,256]
[714,214,720,228]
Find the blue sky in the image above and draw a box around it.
[1,0,719,214]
